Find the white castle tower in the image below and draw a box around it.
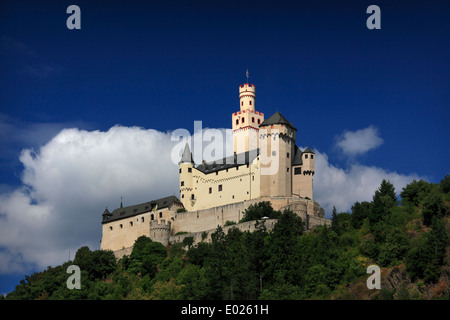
[232,83,264,154]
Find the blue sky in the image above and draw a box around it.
[0,0,449,295]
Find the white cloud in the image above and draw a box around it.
[312,149,422,215]
[335,126,384,156]
[0,124,422,275]
[0,126,181,274]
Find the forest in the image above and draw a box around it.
[2,175,449,300]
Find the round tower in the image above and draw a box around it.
[149,219,171,247]
[239,83,256,112]
[179,143,195,211]
[232,83,264,154]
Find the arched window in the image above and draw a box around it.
[242,118,245,123]
[257,119,261,124]
[252,117,255,123]
[159,212,163,218]
[236,119,239,125]
[249,101,252,105]
[151,214,154,221]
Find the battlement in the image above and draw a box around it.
[149,219,171,229]
[233,110,263,116]
[149,219,171,246]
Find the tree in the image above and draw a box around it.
[265,210,305,286]
[406,217,448,283]
[378,229,409,267]
[351,201,372,229]
[369,179,397,226]
[400,179,432,206]
[128,238,167,277]
[421,186,445,227]
[440,174,450,193]
[331,206,338,232]
[240,201,280,223]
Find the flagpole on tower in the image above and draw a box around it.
[246,68,249,83]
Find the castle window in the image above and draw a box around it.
[294,167,301,175]
[109,226,113,231]
[287,152,290,158]
[249,101,252,105]
[232,195,234,199]
[218,185,223,192]
[182,194,184,198]
[151,214,154,221]
[209,187,212,194]
[252,117,255,123]
[287,168,289,172]
[191,194,195,200]
[311,155,314,159]
[258,119,261,124]
[120,224,123,229]
[236,119,239,125]
[181,181,184,186]
[241,101,243,106]
[141,217,144,222]
[159,212,162,218]
[305,154,308,159]
[179,168,182,173]
[242,118,245,123]
[130,221,133,227]
[188,168,192,173]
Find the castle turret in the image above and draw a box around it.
[149,219,171,246]
[179,143,195,211]
[259,111,297,197]
[232,83,264,154]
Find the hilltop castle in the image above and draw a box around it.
[100,82,330,258]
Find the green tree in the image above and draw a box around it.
[369,179,397,226]
[331,206,338,232]
[351,201,372,229]
[421,186,445,227]
[378,229,409,267]
[240,201,280,223]
[439,174,450,193]
[265,210,305,287]
[400,179,432,206]
[406,217,448,283]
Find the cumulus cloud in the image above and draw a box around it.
[335,126,384,156]
[313,149,422,215]
[0,124,421,275]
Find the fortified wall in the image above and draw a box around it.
[112,196,330,259]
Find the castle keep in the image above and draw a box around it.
[100,82,330,257]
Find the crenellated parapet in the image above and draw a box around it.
[149,219,171,246]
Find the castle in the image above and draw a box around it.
[100,82,330,258]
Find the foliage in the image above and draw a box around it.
[5,176,449,300]
[239,201,280,223]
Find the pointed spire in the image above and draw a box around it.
[179,143,194,164]
[120,196,123,208]
[102,207,111,216]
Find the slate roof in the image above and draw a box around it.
[195,149,260,174]
[180,143,194,164]
[292,146,303,166]
[102,195,181,224]
[259,111,297,131]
